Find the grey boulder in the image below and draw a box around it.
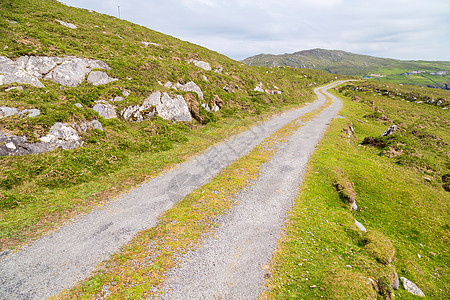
[145,92,192,122]
[380,125,398,137]
[92,102,117,119]
[188,59,212,71]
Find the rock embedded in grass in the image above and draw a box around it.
[400,277,425,297]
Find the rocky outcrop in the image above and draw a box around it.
[0,106,40,118]
[254,82,282,94]
[400,277,425,297]
[188,59,211,71]
[0,121,102,156]
[0,55,116,88]
[121,92,192,122]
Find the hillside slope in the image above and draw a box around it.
[0,0,335,249]
[243,49,450,89]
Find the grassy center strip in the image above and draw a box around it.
[56,95,333,299]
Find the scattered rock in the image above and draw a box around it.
[188,59,211,71]
[122,90,130,97]
[87,71,118,86]
[380,125,398,137]
[215,67,223,73]
[110,96,123,102]
[355,220,367,232]
[73,120,104,133]
[55,19,77,29]
[19,109,40,118]
[0,106,19,118]
[254,82,265,92]
[75,103,83,108]
[121,105,146,122]
[40,123,83,149]
[429,252,436,256]
[202,103,211,111]
[203,75,208,81]
[141,41,159,47]
[400,277,425,297]
[92,101,117,119]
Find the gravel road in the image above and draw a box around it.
[158,81,344,299]
[0,82,344,300]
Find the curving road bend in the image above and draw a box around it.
[159,81,344,299]
[0,81,345,299]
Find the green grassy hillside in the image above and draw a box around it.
[243,49,450,89]
[265,81,449,299]
[0,0,336,249]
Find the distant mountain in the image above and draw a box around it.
[243,49,450,89]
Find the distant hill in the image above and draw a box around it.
[243,49,450,89]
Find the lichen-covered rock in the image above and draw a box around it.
[188,59,211,71]
[145,92,192,122]
[87,71,118,86]
[0,123,83,156]
[40,123,83,149]
[400,277,425,297]
[0,55,114,88]
[92,102,117,119]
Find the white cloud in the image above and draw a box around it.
[61,0,450,61]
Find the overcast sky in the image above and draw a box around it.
[61,0,450,61]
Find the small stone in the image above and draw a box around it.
[122,90,130,97]
[354,220,367,232]
[380,125,398,137]
[424,177,431,182]
[75,103,83,108]
[310,285,317,288]
[346,265,352,268]
[55,19,77,29]
[417,254,421,259]
[400,277,425,297]
[429,252,436,256]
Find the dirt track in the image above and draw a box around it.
[0,81,345,299]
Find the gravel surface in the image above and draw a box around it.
[0,83,341,300]
[158,82,344,299]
